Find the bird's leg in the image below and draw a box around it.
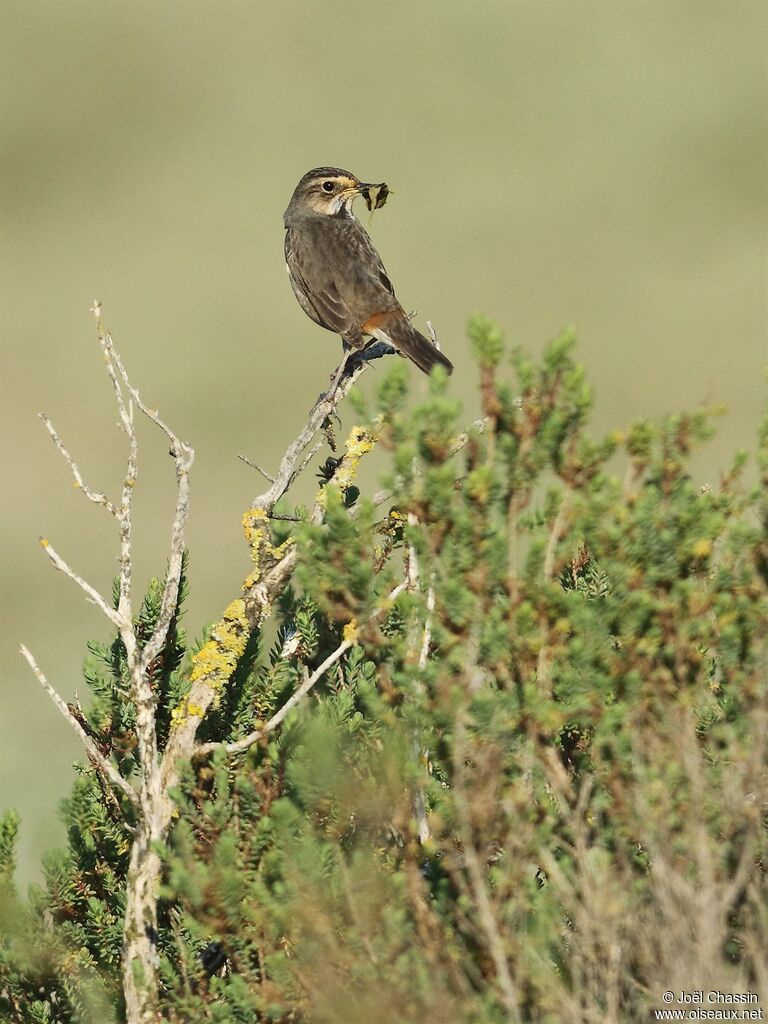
[326,348,354,395]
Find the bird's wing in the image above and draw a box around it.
[350,220,395,298]
[285,227,360,340]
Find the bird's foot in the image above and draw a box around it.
[319,341,399,404]
[346,340,398,372]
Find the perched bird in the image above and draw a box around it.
[283,167,453,380]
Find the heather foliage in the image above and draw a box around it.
[2,321,766,1022]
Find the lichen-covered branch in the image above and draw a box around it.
[198,630,357,758]
[161,420,379,789]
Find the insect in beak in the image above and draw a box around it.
[356,182,390,211]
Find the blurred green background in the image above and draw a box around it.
[1,1,765,883]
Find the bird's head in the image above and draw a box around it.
[284,167,383,220]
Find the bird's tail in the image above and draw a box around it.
[373,317,454,376]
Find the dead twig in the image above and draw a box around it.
[19,644,138,809]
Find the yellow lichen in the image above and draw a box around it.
[272,537,295,560]
[169,599,251,723]
[335,425,376,490]
[189,598,249,686]
[241,506,296,591]
[314,424,377,509]
[243,507,268,557]
[343,618,359,644]
[241,506,269,583]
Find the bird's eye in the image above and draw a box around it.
[322,181,335,193]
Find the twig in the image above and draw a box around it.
[419,582,436,669]
[38,413,118,516]
[453,710,521,1023]
[537,488,572,696]
[542,487,572,582]
[95,317,194,673]
[238,454,275,482]
[426,320,442,351]
[250,358,372,513]
[20,645,138,808]
[39,538,123,626]
[293,437,325,482]
[93,307,137,626]
[198,637,354,758]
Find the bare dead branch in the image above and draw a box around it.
[238,454,275,481]
[38,412,119,516]
[30,304,196,1024]
[92,309,194,674]
[39,537,123,626]
[19,644,138,808]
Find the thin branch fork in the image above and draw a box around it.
[94,314,194,672]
